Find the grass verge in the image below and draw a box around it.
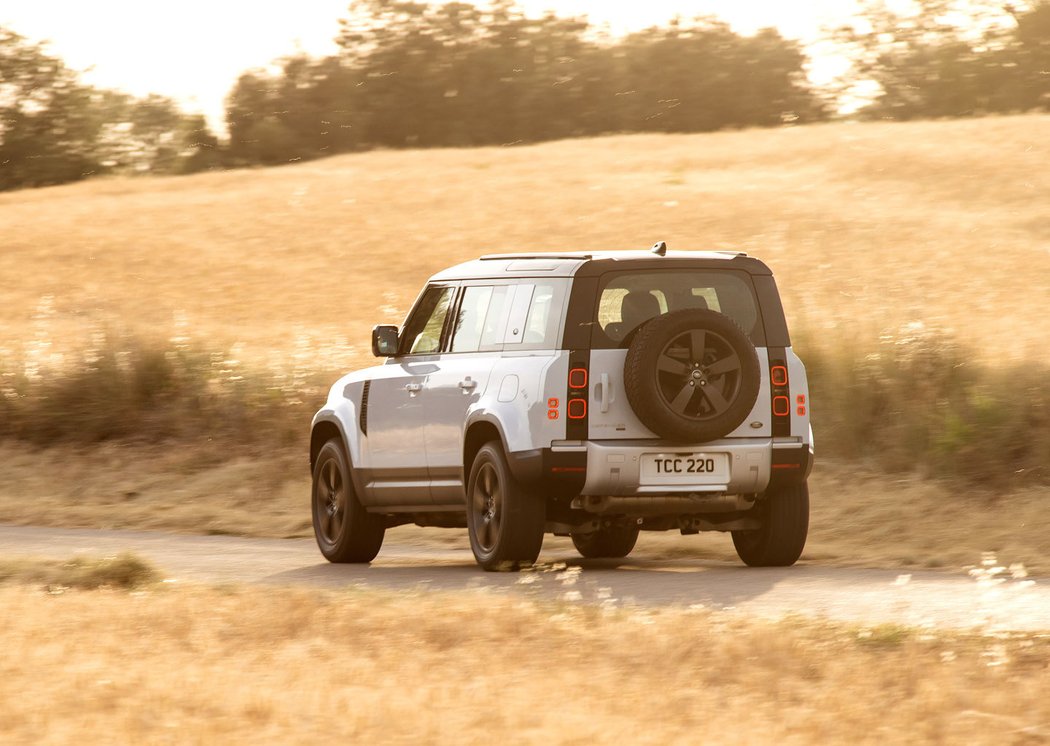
[0,582,1047,744]
[0,443,1046,574]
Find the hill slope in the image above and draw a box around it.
[2,114,1048,369]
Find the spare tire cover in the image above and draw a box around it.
[623,309,761,442]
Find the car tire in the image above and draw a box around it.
[466,441,545,571]
[571,524,640,559]
[312,438,385,563]
[624,308,761,442]
[731,481,809,567]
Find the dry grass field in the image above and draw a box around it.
[2,114,1048,370]
[1,115,1048,571]
[1,568,1048,744]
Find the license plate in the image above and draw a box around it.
[640,453,729,484]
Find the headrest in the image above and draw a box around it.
[621,291,661,326]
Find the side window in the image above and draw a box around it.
[401,285,454,355]
[524,283,558,343]
[504,281,567,348]
[479,286,511,348]
[450,286,494,353]
[504,284,535,345]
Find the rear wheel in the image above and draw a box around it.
[467,442,545,571]
[731,482,809,567]
[571,524,640,559]
[312,439,385,563]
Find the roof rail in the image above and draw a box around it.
[712,250,748,257]
[479,253,592,261]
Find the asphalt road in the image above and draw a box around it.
[1,524,1046,631]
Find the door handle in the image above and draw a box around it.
[458,378,478,391]
[405,383,422,393]
[598,373,611,413]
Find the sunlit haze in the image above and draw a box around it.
[1,1,861,130]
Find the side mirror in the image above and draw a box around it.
[372,325,400,357]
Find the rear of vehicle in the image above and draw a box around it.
[537,252,812,566]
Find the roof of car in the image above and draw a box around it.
[428,249,772,282]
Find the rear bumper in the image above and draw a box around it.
[508,438,812,497]
[568,438,774,497]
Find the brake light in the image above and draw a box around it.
[771,365,789,387]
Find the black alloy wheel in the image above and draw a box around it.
[312,438,385,563]
[466,442,545,571]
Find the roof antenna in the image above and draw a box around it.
[650,241,667,256]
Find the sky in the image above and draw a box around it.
[1,1,863,130]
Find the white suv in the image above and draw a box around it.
[310,245,813,570]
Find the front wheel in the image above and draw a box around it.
[312,438,385,563]
[731,482,809,567]
[571,524,640,559]
[466,442,545,571]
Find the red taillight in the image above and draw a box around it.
[770,359,791,436]
[566,353,589,438]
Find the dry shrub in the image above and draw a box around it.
[3,326,1048,486]
[0,553,158,590]
[802,327,1050,485]
[0,336,311,448]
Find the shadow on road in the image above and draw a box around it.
[261,554,798,610]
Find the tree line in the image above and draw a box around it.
[2,0,1048,191]
[0,28,221,191]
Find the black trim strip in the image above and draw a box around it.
[360,380,371,435]
[566,349,590,440]
[562,276,598,350]
[768,347,791,438]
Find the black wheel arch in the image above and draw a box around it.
[462,415,510,484]
[310,415,371,504]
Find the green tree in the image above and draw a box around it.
[0,28,103,189]
[836,0,1050,119]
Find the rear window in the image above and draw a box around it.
[591,269,766,348]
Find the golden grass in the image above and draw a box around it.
[1,115,1048,373]
[1,443,1046,574]
[1,579,1048,744]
